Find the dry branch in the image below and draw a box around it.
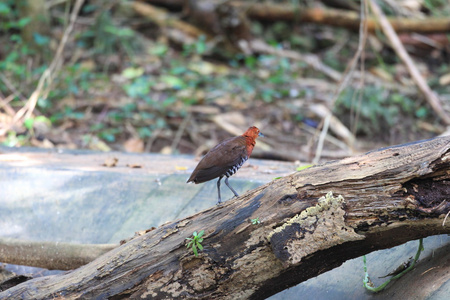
[131,1,210,41]
[1,136,449,299]
[143,0,450,34]
[233,2,450,33]
[0,238,116,271]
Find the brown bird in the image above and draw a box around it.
[187,126,264,204]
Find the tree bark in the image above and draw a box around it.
[0,238,116,271]
[1,136,449,299]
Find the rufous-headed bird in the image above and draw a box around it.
[187,126,264,203]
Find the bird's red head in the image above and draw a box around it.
[243,126,264,140]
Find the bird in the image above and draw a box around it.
[187,126,264,204]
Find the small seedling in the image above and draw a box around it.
[296,164,313,171]
[251,217,261,225]
[186,230,204,257]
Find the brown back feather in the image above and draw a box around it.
[187,136,248,183]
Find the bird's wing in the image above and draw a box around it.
[187,136,247,183]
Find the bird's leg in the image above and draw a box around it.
[225,176,239,198]
[217,176,223,204]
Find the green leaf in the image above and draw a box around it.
[195,35,206,54]
[251,217,261,225]
[150,44,168,56]
[122,67,144,79]
[296,164,313,171]
[197,243,203,251]
[138,127,152,138]
[16,17,31,28]
[0,2,11,15]
[124,77,152,98]
[192,245,198,256]
[161,75,186,89]
[415,107,428,119]
[33,33,50,46]
[23,118,34,130]
[35,115,51,125]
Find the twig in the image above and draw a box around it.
[369,0,450,126]
[0,95,16,116]
[171,112,192,153]
[131,1,208,39]
[236,2,450,34]
[309,104,355,147]
[443,210,450,227]
[0,74,27,102]
[312,0,369,163]
[13,0,85,125]
[351,1,369,137]
[145,128,163,153]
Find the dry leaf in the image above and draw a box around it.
[160,146,172,155]
[439,73,450,86]
[126,163,142,168]
[88,136,111,152]
[124,137,144,153]
[103,157,118,167]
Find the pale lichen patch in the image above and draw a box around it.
[160,281,187,298]
[162,227,178,239]
[188,264,217,292]
[222,247,283,299]
[268,192,364,265]
[142,271,179,298]
[245,226,271,248]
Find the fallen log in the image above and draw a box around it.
[1,136,449,299]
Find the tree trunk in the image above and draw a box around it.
[1,136,449,299]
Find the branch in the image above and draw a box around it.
[235,2,450,34]
[131,1,210,41]
[1,136,449,298]
[0,238,116,270]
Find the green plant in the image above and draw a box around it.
[0,1,40,99]
[77,9,138,64]
[251,217,261,225]
[23,115,51,136]
[186,230,204,257]
[363,238,424,292]
[182,35,207,57]
[297,165,313,171]
[1,131,27,147]
[335,86,428,140]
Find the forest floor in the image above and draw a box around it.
[0,0,449,164]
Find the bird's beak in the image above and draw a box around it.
[258,132,265,137]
